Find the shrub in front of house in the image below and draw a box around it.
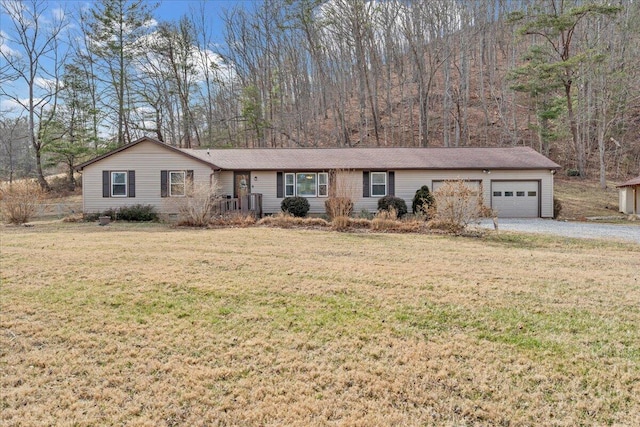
[281,196,310,217]
[325,197,353,219]
[377,195,408,218]
[173,182,221,227]
[428,180,481,233]
[331,215,350,231]
[89,204,158,222]
[412,185,435,217]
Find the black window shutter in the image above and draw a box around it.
[388,171,395,196]
[363,171,370,198]
[327,169,337,197]
[161,170,168,197]
[276,172,283,198]
[128,170,135,197]
[102,170,110,197]
[186,170,194,193]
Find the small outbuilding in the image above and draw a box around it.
[617,175,640,216]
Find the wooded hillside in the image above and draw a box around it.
[1,0,639,190]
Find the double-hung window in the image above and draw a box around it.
[370,172,387,197]
[284,173,295,197]
[161,170,193,197]
[281,172,328,198]
[318,173,328,197]
[111,172,127,197]
[169,171,186,196]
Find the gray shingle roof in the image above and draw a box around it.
[76,137,561,171]
[182,146,560,171]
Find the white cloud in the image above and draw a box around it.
[143,18,158,29]
[0,29,21,58]
[195,48,232,82]
[0,97,28,112]
[0,41,20,58]
[34,77,57,90]
[51,8,65,22]
[135,30,232,85]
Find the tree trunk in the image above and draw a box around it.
[565,82,584,177]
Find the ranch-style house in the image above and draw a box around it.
[76,137,561,218]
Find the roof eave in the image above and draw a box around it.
[75,137,220,171]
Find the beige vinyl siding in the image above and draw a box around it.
[216,171,234,196]
[82,139,214,214]
[239,166,546,219]
[250,171,279,214]
[253,171,331,215]
[389,169,554,218]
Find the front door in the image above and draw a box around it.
[234,172,251,208]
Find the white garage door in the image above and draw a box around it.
[491,181,539,218]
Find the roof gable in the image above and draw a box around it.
[75,137,219,171]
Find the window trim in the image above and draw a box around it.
[370,172,387,197]
[169,170,186,197]
[281,172,329,198]
[284,173,295,197]
[318,172,328,197]
[111,171,127,197]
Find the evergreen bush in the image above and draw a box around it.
[377,195,408,218]
[94,204,158,222]
[412,185,435,216]
[281,196,310,217]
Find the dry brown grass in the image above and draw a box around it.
[210,213,257,228]
[1,223,639,426]
[258,212,330,228]
[555,177,623,219]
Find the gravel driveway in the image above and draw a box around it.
[477,218,640,244]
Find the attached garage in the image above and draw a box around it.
[491,181,540,218]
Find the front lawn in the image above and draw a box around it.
[1,223,638,425]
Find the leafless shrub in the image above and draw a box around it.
[326,169,357,221]
[0,180,44,224]
[170,180,221,227]
[428,180,485,233]
[325,197,353,220]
